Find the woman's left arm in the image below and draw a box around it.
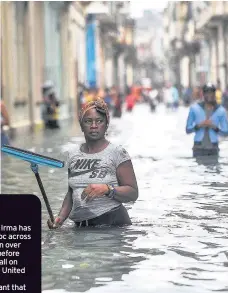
[113,160,138,203]
[81,160,138,203]
[218,111,228,136]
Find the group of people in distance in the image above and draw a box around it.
[2,80,228,229]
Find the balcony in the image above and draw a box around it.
[85,2,109,15]
[80,1,92,7]
[123,17,135,28]
[170,36,201,58]
[196,2,228,32]
[98,14,117,31]
[112,41,126,56]
[181,40,201,56]
[125,44,137,64]
[111,38,137,61]
[169,21,178,42]
[98,14,119,42]
[184,20,195,43]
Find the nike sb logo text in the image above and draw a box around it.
[69,159,106,178]
[73,159,101,170]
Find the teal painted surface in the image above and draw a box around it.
[44,2,63,100]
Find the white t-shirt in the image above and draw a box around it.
[65,143,131,222]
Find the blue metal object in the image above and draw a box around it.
[31,163,39,174]
[1,145,61,224]
[1,145,64,168]
[86,16,97,88]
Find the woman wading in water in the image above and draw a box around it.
[48,98,138,228]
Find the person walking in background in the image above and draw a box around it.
[97,88,105,100]
[148,87,158,112]
[111,86,123,118]
[171,84,179,110]
[1,99,10,146]
[163,82,174,110]
[42,81,60,129]
[125,87,136,112]
[183,86,192,106]
[88,88,97,103]
[104,88,112,111]
[215,80,222,105]
[192,85,203,103]
[186,83,228,157]
[131,84,142,104]
[78,84,87,109]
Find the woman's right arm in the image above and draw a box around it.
[47,186,73,229]
[48,168,73,229]
[57,185,73,224]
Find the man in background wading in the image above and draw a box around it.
[186,83,228,157]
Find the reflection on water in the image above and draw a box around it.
[1,105,228,293]
[42,227,147,292]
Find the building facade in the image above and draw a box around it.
[84,1,136,93]
[194,1,228,90]
[68,2,87,122]
[1,1,87,132]
[163,1,228,91]
[1,1,136,133]
[1,1,46,130]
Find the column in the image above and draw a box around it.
[1,2,17,126]
[126,63,133,87]
[190,55,197,86]
[105,55,114,88]
[118,53,125,92]
[60,6,70,119]
[30,1,45,126]
[69,22,78,123]
[95,20,100,88]
[28,1,36,130]
[224,22,228,86]
[180,56,190,87]
[60,7,69,102]
[210,29,218,84]
[218,22,226,90]
[113,53,118,86]
[99,34,105,89]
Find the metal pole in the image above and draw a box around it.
[31,163,55,224]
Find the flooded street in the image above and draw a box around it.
[1,104,228,293]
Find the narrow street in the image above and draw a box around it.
[2,104,228,293]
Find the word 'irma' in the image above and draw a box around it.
[0,225,31,232]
